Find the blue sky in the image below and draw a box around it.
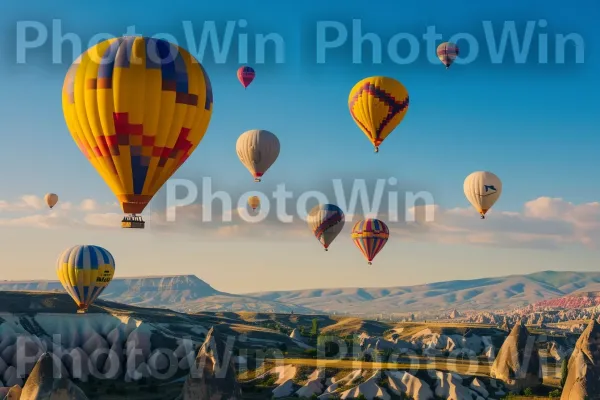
[0,0,598,292]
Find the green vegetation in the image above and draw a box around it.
[523,387,534,396]
[311,318,319,337]
[259,374,278,387]
[560,358,568,387]
[303,348,317,358]
[549,389,562,397]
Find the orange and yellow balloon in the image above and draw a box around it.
[45,193,58,209]
[348,76,409,153]
[248,196,260,210]
[62,36,213,221]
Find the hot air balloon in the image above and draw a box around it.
[463,171,502,219]
[45,193,58,209]
[236,129,280,182]
[348,76,409,153]
[437,42,459,69]
[248,196,260,210]
[351,219,389,265]
[237,66,255,88]
[56,245,116,313]
[307,204,345,251]
[62,37,213,229]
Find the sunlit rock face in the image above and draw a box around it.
[490,320,542,392]
[561,320,600,400]
[180,327,243,400]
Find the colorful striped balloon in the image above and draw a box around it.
[56,245,116,313]
[351,219,389,265]
[237,66,255,88]
[307,204,345,251]
[436,42,459,69]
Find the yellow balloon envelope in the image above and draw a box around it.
[62,36,213,221]
[248,196,260,210]
[56,245,116,313]
[348,76,409,152]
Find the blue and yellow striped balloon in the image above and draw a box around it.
[62,36,213,216]
[56,245,116,313]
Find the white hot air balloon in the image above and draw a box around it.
[236,129,280,182]
[463,171,502,219]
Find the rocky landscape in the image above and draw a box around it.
[1,270,600,398]
[0,288,597,398]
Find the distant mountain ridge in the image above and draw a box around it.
[2,271,600,314]
[0,275,315,314]
[243,271,600,314]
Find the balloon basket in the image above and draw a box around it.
[122,214,145,229]
[480,215,485,220]
[324,248,328,252]
[254,178,261,182]
[76,307,87,314]
[368,262,372,265]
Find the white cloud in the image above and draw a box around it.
[397,197,600,249]
[83,213,122,228]
[0,195,46,211]
[58,202,73,210]
[79,199,98,211]
[0,211,80,229]
[0,194,598,250]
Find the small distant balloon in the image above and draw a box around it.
[248,196,260,210]
[463,171,502,219]
[351,219,389,265]
[45,193,58,209]
[237,66,255,88]
[437,42,459,69]
[236,129,280,182]
[307,204,345,251]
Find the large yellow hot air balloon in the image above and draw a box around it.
[56,245,116,313]
[348,76,409,152]
[45,193,58,209]
[62,37,213,228]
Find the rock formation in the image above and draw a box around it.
[560,319,600,399]
[18,352,88,400]
[2,385,22,399]
[490,320,542,392]
[289,329,303,341]
[179,327,243,400]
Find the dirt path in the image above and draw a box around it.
[264,358,492,376]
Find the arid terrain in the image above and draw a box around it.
[0,287,596,399]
